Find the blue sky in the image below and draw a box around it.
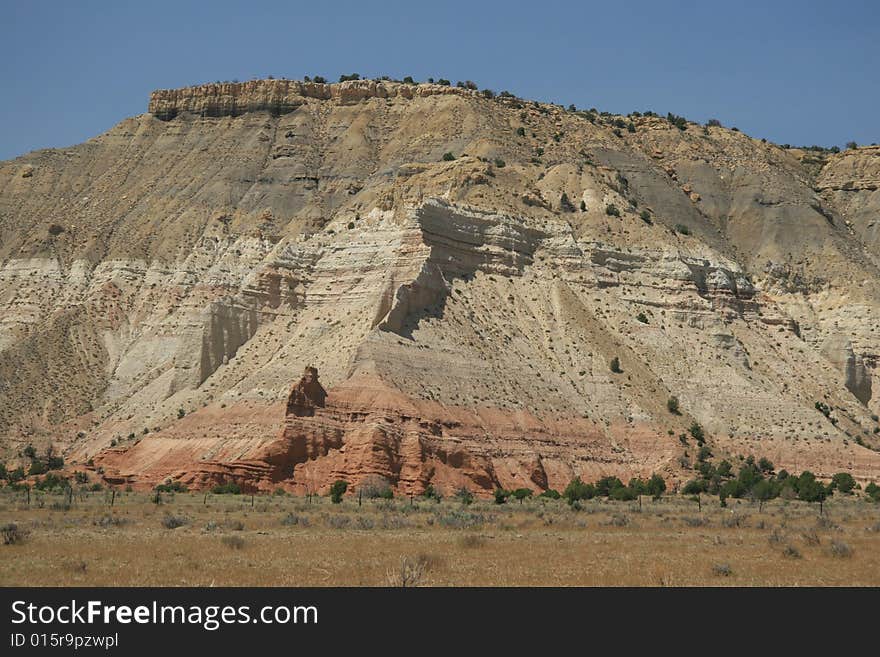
[1,0,877,160]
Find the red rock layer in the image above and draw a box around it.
[94,371,681,495]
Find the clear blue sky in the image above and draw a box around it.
[2,0,877,160]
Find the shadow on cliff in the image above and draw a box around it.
[376,200,544,339]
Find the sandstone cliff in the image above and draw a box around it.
[2,79,879,493]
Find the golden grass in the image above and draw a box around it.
[1,491,878,586]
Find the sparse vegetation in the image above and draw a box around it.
[2,523,28,545]
[161,515,188,529]
[211,482,241,495]
[0,486,876,585]
[667,112,688,130]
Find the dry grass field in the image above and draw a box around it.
[1,490,879,586]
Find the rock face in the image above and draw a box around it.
[2,79,880,492]
[821,336,873,405]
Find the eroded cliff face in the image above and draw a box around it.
[2,79,880,493]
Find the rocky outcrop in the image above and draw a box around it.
[821,335,873,405]
[286,366,327,416]
[148,79,481,120]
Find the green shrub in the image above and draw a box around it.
[796,472,828,504]
[716,460,733,478]
[667,112,688,130]
[608,486,638,502]
[758,457,775,474]
[609,485,637,501]
[539,489,561,499]
[329,480,348,503]
[595,476,625,497]
[28,460,47,476]
[563,477,595,503]
[639,210,652,224]
[442,152,456,161]
[516,127,525,137]
[422,484,442,502]
[865,482,880,502]
[211,482,242,495]
[609,356,622,373]
[494,158,506,168]
[23,445,36,459]
[681,479,709,495]
[636,312,648,324]
[688,422,705,443]
[752,479,777,510]
[667,396,681,414]
[511,488,533,503]
[674,224,691,235]
[493,488,511,504]
[455,487,474,505]
[34,473,68,491]
[155,480,188,493]
[646,473,666,499]
[830,472,856,495]
[605,204,621,217]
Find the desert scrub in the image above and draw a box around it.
[606,513,630,527]
[712,563,732,577]
[721,514,746,528]
[221,535,246,550]
[458,534,486,549]
[385,555,433,587]
[682,516,708,527]
[161,515,188,529]
[326,515,352,529]
[281,513,309,527]
[781,544,802,559]
[829,540,852,558]
[436,510,487,529]
[93,514,130,528]
[1,523,29,545]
